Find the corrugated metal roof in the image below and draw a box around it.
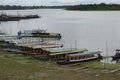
[68,51,102,57]
[16,43,63,49]
[49,49,88,56]
[32,44,63,49]
[46,48,81,53]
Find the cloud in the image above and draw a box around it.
[0,0,120,6]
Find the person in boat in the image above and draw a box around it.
[111,49,120,62]
[17,31,22,39]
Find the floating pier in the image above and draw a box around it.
[0,14,40,21]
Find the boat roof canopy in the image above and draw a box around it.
[24,29,47,33]
[16,44,63,49]
[49,49,88,56]
[46,48,80,53]
[68,51,102,57]
[32,44,63,49]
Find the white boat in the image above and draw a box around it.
[57,51,102,65]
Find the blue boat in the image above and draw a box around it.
[17,29,61,39]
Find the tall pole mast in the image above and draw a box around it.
[106,42,109,63]
[75,40,77,49]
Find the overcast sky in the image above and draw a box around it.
[0,0,120,6]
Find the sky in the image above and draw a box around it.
[0,0,120,6]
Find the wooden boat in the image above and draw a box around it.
[0,30,6,35]
[31,53,49,60]
[17,29,62,39]
[49,49,88,61]
[0,43,11,48]
[21,15,40,19]
[4,42,63,56]
[0,14,40,21]
[57,51,102,65]
[28,44,63,57]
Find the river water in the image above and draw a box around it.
[0,9,120,56]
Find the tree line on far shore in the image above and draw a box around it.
[65,3,120,10]
[0,3,120,10]
[0,5,65,10]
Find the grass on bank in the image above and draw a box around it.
[0,50,120,80]
[79,61,120,70]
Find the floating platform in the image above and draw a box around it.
[0,14,40,21]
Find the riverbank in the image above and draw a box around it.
[65,3,120,11]
[0,49,120,80]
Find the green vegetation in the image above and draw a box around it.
[0,5,65,10]
[0,5,42,10]
[0,3,120,10]
[0,50,120,80]
[77,61,120,70]
[66,3,120,11]
[1,3,120,10]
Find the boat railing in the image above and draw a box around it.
[24,29,47,34]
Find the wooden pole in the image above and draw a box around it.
[75,40,77,49]
[106,42,109,63]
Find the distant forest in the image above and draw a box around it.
[0,3,120,10]
[0,5,65,10]
[66,3,120,10]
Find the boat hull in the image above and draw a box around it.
[0,14,40,21]
[57,57,102,65]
